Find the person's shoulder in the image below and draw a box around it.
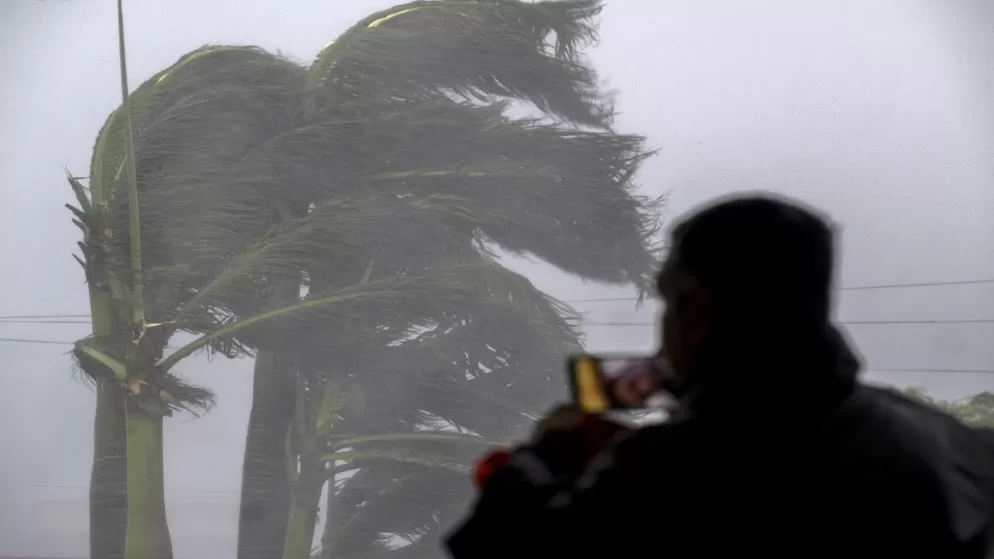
[851,385,994,539]
[856,384,990,441]
[842,385,978,455]
[869,384,994,459]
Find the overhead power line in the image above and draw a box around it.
[3,318,994,344]
[0,319,91,324]
[0,337,75,346]
[845,319,994,325]
[4,318,993,328]
[565,278,994,304]
[838,278,994,291]
[0,482,238,496]
[0,337,990,375]
[2,278,991,321]
[869,368,994,375]
[582,319,994,327]
[0,314,90,320]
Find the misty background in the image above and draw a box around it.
[1,0,992,556]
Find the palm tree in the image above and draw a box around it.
[237,2,661,557]
[71,1,659,558]
[70,35,309,559]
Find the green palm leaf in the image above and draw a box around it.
[308,0,608,125]
[321,465,467,559]
[160,255,578,369]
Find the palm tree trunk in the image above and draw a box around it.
[123,409,172,559]
[238,349,298,559]
[238,196,302,559]
[91,381,128,559]
[319,418,367,559]
[319,477,337,559]
[88,283,128,559]
[281,469,324,559]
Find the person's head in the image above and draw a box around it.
[655,194,837,395]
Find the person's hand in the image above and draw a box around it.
[525,405,633,481]
[534,404,588,437]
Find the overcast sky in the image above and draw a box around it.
[1,0,993,556]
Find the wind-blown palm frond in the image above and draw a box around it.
[88,47,311,378]
[162,252,579,369]
[350,296,578,438]
[104,80,306,276]
[322,465,467,559]
[71,336,214,416]
[181,95,660,291]
[308,0,608,125]
[323,434,490,474]
[304,265,583,558]
[91,46,305,204]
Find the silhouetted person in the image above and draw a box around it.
[446,194,994,559]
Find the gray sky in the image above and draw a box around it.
[1,0,992,556]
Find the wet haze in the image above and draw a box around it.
[1,0,992,556]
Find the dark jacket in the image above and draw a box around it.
[446,336,994,559]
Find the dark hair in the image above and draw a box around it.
[660,194,835,331]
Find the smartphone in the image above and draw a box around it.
[566,354,675,414]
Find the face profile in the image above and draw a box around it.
[602,359,664,408]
